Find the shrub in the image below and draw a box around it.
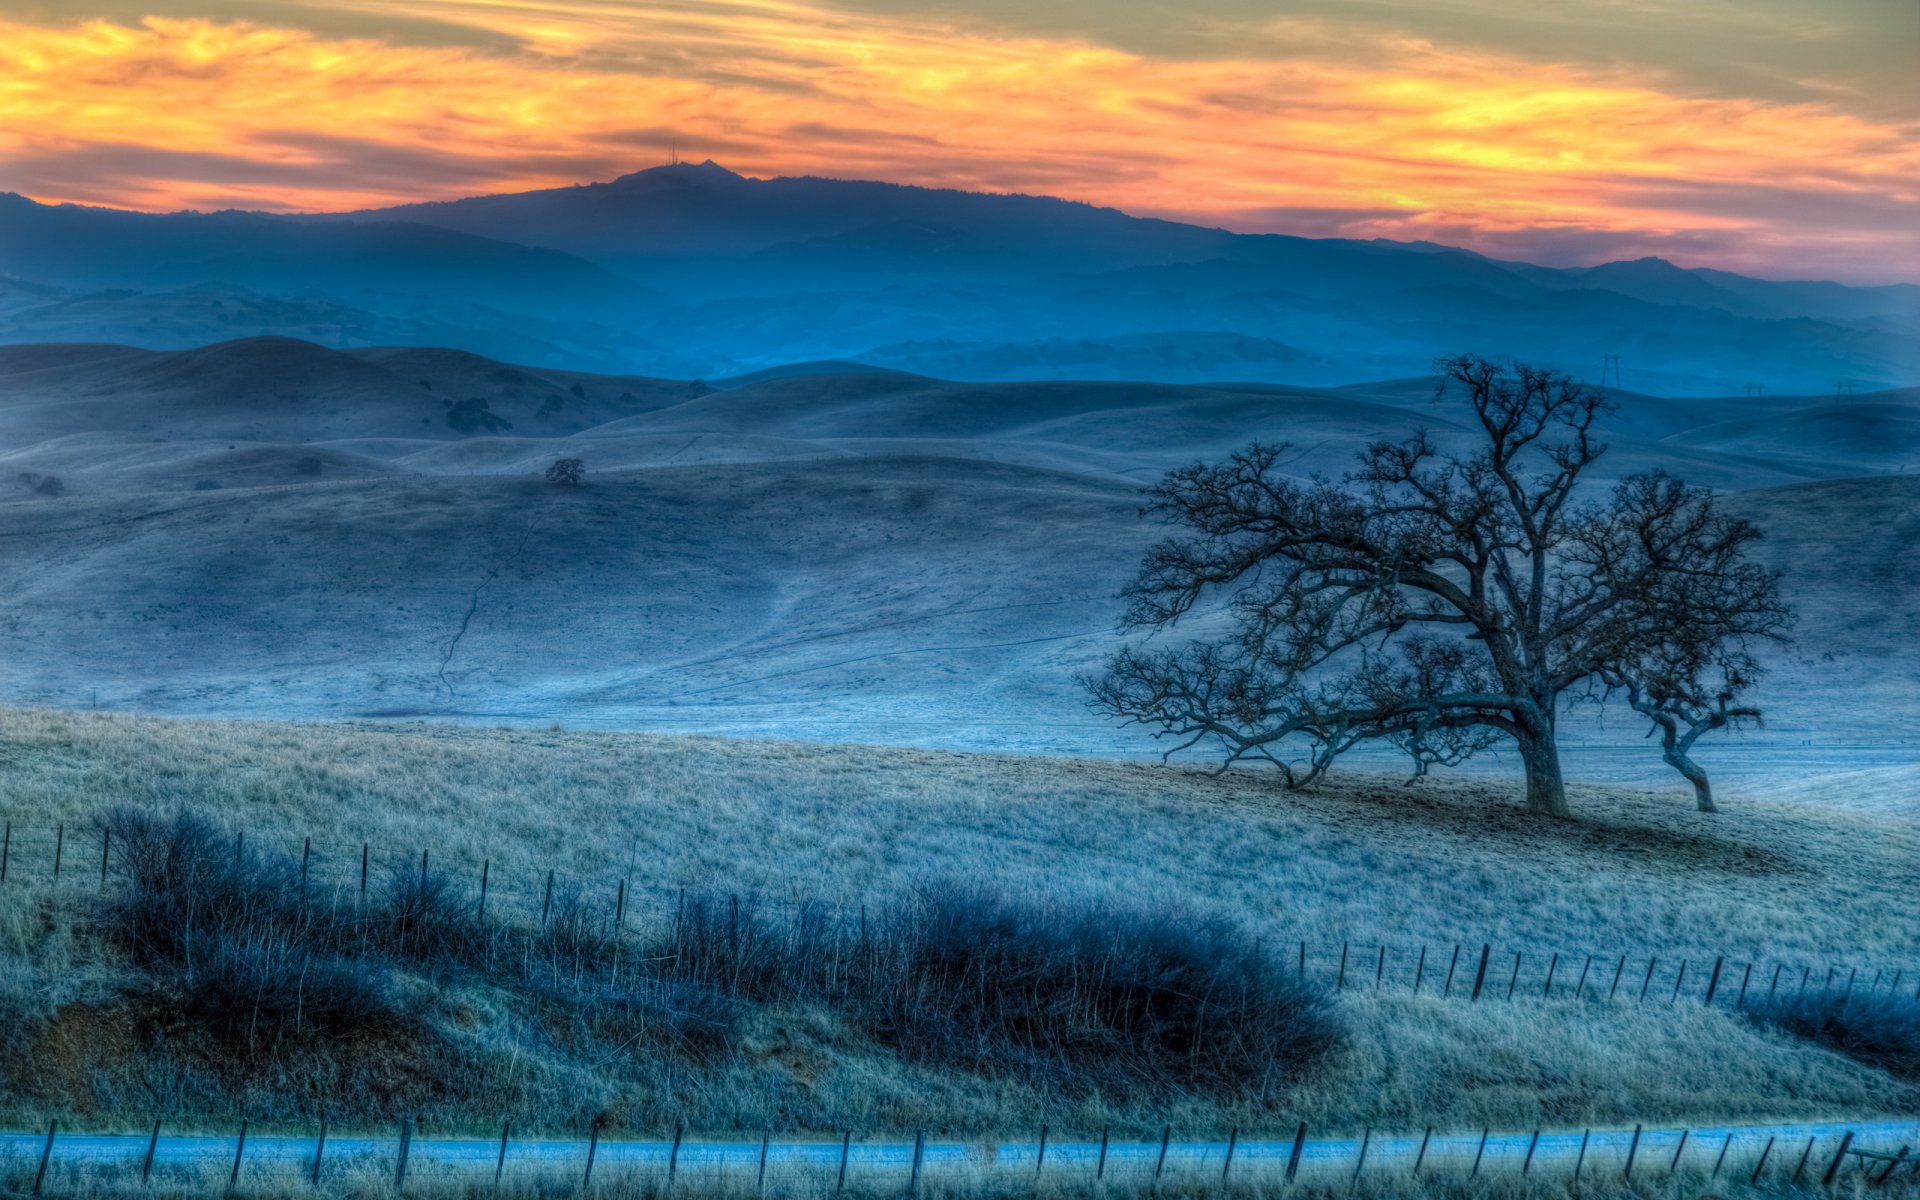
[546,457,585,485]
[95,810,1340,1102]
[96,810,418,1056]
[658,881,1341,1100]
[1749,987,1920,1079]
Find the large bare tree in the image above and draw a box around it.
[1087,354,1792,817]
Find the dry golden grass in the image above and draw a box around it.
[1,707,1916,1139]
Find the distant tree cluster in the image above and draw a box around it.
[17,471,63,497]
[545,458,585,486]
[1087,354,1792,816]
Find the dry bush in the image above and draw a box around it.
[661,881,1341,1099]
[1749,988,1920,1080]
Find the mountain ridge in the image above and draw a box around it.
[1,164,1914,394]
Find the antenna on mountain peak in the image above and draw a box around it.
[669,141,678,166]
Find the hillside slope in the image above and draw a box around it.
[0,340,1912,775]
[0,707,1914,1136]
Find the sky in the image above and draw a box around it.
[1,0,1915,282]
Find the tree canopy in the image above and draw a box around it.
[1087,354,1792,816]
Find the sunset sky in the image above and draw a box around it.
[1,0,1915,282]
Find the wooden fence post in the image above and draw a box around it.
[1,820,10,885]
[1575,1130,1590,1181]
[1875,1147,1910,1184]
[143,1118,161,1184]
[542,870,555,926]
[1822,1132,1855,1186]
[478,860,490,920]
[1623,1124,1643,1179]
[757,1130,771,1194]
[1671,1129,1690,1171]
[1712,1132,1733,1177]
[1736,962,1753,1009]
[1575,954,1593,998]
[1522,1131,1539,1175]
[1750,1136,1775,1185]
[494,1120,511,1192]
[1506,950,1521,999]
[836,1131,851,1194]
[311,1115,328,1186]
[1609,954,1627,999]
[1375,945,1386,987]
[53,824,63,880]
[395,1116,414,1191]
[1221,1127,1238,1183]
[1470,1129,1488,1177]
[1767,964,1783,1007]
[227,1120,248,1195]
[1413,946,1427,994]
[583,1122,600,1191]
[418,849,429,889]
[1444,944,1461,996]
[99,826,110,889]
[1298,940,1306,980]
[1036,1125,1049,1174]
[1791,1136,1815,1185]
[1543,953,1559,997]
[1704,957,1725,1006]
[1671,959,1689,1001]
[909,1129,925,1198]
[1412,1127,1432,1176]
[1096,1126,1110,1181]
[1353,1129,1371,1183]
[1154,1126,1171,1181]
[32,1118,54,1196]
[1842,967,1857,1002]
[300,837,311,900]
[668,1121,683,1188]
[1284,1123,1306,1183]
[1470,943,1491,1001]
[1338,941,1348,989]
[1640,958,1658,1001]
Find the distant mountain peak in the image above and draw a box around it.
[609,160,745,188]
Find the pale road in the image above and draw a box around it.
[4,1119,1918,1187]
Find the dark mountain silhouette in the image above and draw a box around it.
[0,164,1913,394]
[0,194,644,315]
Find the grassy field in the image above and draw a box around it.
[0,707,1916,1142]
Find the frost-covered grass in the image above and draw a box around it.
[0,707,1916,1138]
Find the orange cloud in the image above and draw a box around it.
[0,2,1915,280]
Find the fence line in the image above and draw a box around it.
[0,816,1915,1012]
[4,1119,1916,1193]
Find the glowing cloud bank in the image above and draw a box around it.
[2,1,1914,281]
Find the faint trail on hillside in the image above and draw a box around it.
[674,629,1103,697]
[436,512,540,701]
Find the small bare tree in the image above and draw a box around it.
[1086,354,1792,817]
[1598,639,1766,813]
[545,458,585,486]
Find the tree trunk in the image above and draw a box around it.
[1666,748,1715,813]
[1516,723,1569,817]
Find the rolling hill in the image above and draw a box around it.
[0,338,1912,783]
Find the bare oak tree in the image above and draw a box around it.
[1086,354,1791,817]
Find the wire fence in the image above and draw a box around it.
[1,816,1916,1014]
[3,1119,1917,1195]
